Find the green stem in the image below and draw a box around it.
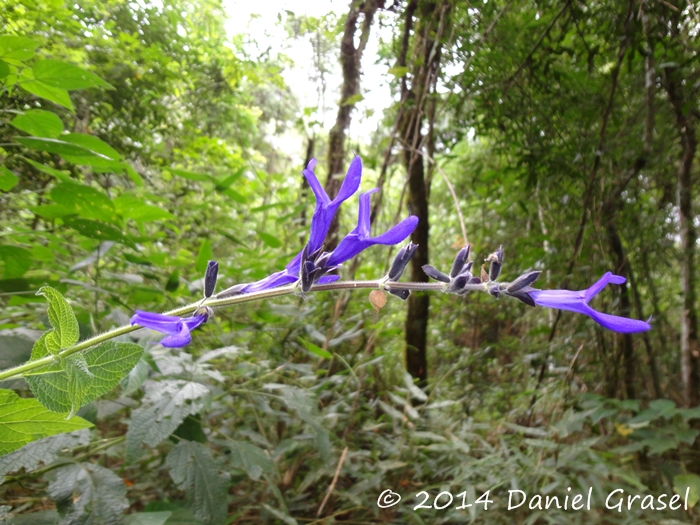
[0,279,491,383]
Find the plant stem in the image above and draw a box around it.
[0,279,490,382]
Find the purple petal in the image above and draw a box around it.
[326,234,368,267]
[317,275,340,284]
[580,304,652,333]
[239,271,298,293]
[183,314,207,331]
[584,272,626,302]
[528,290,586,313]
[131,311,183,335]
[369,215,419,246]
[303,159,329,206]
[333,156,363,204]
[355,189,379,237]
[159,323,193,347]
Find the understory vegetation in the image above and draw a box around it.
[0,0,699,523]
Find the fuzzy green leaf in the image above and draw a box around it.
[0,389,92,456]
[166,441,227,525]
[26,341,143,415]
[126,380,209,462]
[0,429,90,482]
[36,286,79,354]
[48,462,128,523]
[227,440,275,481]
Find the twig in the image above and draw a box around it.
[317,446,349,517]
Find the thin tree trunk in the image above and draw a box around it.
[400,0,449,387]
[664,65,700,406]
[602,204,636,400]
[324,0,382,249]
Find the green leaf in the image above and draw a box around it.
[22,158,72,182]
[61,133,121,162]
[195,239,213,273]
[124,163,144,187]
[10,109,64,138]
[674,473,700,509]
[258,232,281,248]
[0,245,32,279]
[0,36,40,60]
[0,60,9,80]
[124,512,173,525]
[48,463,128,523]
[62,217,136,248]
[29,203,73,220]
[25,341,143,415]
[172,415,207,444]
[213,168,244,192]
[14,136,100,157]
[0,389,92,455]
[37,286,79,354]
[387,66,410,77]
[227,440,275,481]
[114,193,175,223]
[126,380,209,462]
[0,167,18,192]
[32,59,113,90]
[341,93,364,106]
[19,80,74,111]
[221,187,246,203]
[298,337,332,359]
[143,503,201,525]
[166,440,228,525]
[0,429,90,483]
[50,182,118,224]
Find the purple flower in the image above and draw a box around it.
[304,156,362,254]
[130,309,210,347]
[527,272,651,333]
[326,188,419,267]
[230,158,362,295]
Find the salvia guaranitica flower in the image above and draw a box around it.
[130,308,212,347]
[223,157,417,295]
[526,272,651,333]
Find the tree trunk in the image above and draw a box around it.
[664,65,700,406]
[602,204,636,400]
[400,0,449,387]
[324,0,382,249]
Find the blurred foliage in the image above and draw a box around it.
[1,0,699,524]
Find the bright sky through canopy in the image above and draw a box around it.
[222,0,391,160]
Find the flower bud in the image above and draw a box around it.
[506,271,541,293]
[450,245,471,278]
[204,260,219,298]
[422,264,450,283]
[388,243,419,281]
[387,288,410,300]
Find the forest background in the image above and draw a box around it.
[0,0,699,523]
